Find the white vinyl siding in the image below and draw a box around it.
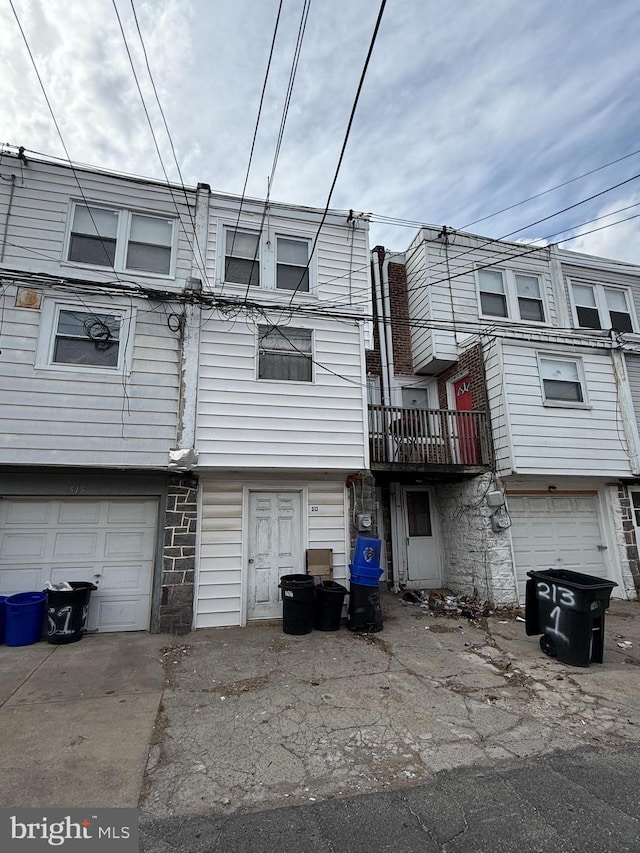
[197,317,366,469]
[196,478,347,629]
[0,157,193,290]
[0,283,180,467]
[207,201,370,309]
[498,343,633,476]
[407,230,556,373]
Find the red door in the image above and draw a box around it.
[453,376,478,464]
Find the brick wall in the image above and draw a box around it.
[368,249,414,377]
[436,343,488,410]
[158,473,198,633]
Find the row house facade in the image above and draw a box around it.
[368,227,640,605]
[0,147,371,634]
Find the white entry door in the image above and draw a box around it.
[403,487,440,586]
[247,491,302,620]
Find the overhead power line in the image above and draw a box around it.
[284,0,387,309]
[111,0,208,285]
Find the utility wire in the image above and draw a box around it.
[111,0,208,285]
[224,0,283,298]
[239,0,312,305]
[8,1,127,286]
[285,0,387,309]
[460,146,640,230]
[128,0,209,283]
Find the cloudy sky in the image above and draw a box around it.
[2,0,640,261]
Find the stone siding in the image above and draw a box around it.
[158,474,198,633]
[435,474,517,604]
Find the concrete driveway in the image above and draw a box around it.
[0,632,167,808]
[1,591,638,815]
[140,592,640,818]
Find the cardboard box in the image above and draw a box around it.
[306,548,333,585]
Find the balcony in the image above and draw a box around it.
[368,404,491,471]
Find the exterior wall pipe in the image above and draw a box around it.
[380,252,396,399]
[372,247,391,407]
[169,182,209,471]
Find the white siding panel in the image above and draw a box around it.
[502,343,633,476]
[196,316,367,469]
[0,284,179,467]
[0,157,194,290]
[196,478,348,629]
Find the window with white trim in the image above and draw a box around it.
[258,325,312,382]
[477,268,546,322]
[36,300,135,373]
[67,203,175,276]
[276,237,309,292]
[538,355,586,405]
[570,281,635,333]
[224,229,260,287]
[221,226,314,293]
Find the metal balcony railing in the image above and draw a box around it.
[368,404,491,467]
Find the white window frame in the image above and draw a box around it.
[219,222,316,296]
[256,324,314,383]
[35,297,136,375]
[476,267,547,324]
[568,278,637,334]
[537,352,589,408]
[63,201,177,278]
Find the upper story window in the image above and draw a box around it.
[66,203,175,276]
[225,229,260,287]
[276,237,309,292]
[538,354,587,406]
[477,268,546,323]
[222,225,314,294]
[257,325,313,382]
[570,281,635,333]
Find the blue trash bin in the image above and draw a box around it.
[5,592,47,647]
[349,564,384,587]
[352,537,382,568]
[0,595,7,643]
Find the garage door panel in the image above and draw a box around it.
[0,498,157,632]
[53,532,99,559]
[57,502,101,524]
[509,494,611,603]
[1,533,48,559]
[104,530,154,559]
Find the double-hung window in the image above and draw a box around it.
[222,226,313,294]
[538,355,586,405]
[570,281,635,333]
[225,229,260,287]
[67,203,175,276]
[477,268,545,323]
[258,325,313,382]
[276,237,309,292]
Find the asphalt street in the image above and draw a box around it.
[140,744,640,853]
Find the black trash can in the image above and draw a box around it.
[315,581,347,631]
[279,574,315,635]
[525,568,617,667]
[347,582,383,633]
[45,582,97,645]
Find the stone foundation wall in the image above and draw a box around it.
[435,474,517,604]
[610,484,640,596]
[158,474,198,633]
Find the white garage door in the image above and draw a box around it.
[0,497,158,632]
[508,494,612,603]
